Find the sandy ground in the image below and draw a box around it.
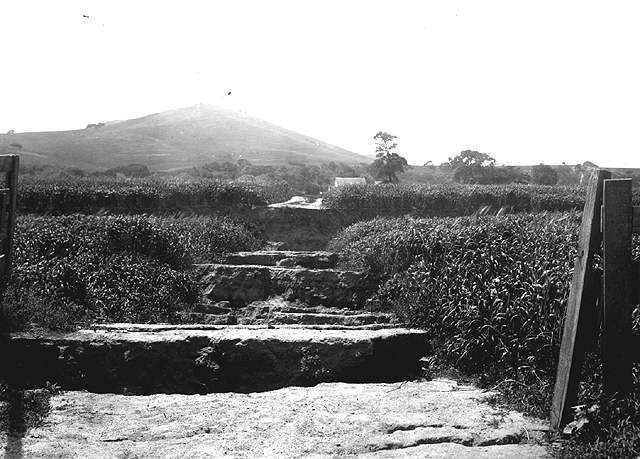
[1,379,550,459]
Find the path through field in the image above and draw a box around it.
[1,200,551,458]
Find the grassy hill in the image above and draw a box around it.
[0,105,371,172]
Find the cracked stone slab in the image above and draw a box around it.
[194,264,373,307]
[1,326,430,394]
[0,379,548,459]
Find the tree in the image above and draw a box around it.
[531,164,559,185]
[368,132,408,183]
[448,150,497,184]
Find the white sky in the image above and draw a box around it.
[2,1,639,167]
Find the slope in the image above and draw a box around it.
[0,104,371,171]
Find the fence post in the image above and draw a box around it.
[602,178,633,397]
[550,169,609,432]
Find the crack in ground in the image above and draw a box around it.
[384,423,445,434]
[373,425,525,452]
[371,434,524,452]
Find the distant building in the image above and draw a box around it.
[334,177,366,187]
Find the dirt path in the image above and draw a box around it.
[1,379,549,458]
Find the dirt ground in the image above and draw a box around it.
[1,378,550,459]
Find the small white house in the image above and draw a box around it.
[334,177,366,187]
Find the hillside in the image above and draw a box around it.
[0,105,371,172]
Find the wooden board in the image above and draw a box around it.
[3,155,18,280]
[550,169,610,432]
[602,178,633,396]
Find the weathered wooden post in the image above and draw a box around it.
[602,178,633,397]
[550,169,609,432]
[0,155,18,291]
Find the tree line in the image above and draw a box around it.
[17,130,628,194]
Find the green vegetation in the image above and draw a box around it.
[322,183,589,214]
[368,132,408,183]
[187,160,369,195]
[0,214,264,332]
[18,176,294,213]
[328,212,640,458]
[532,163,560,185]
[328,212,577,388]
[7,174,640,455]
[448,150,530,184]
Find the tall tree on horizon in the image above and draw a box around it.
[369,132,408,183]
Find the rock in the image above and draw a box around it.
[198,265,272,306]
[222,251,339,269]
[195,264,373,308]
[2,380,549,458]
[175,312,237,325]
[269,312,391,326]
[1,326,431,394]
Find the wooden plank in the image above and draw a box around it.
[632,333,640,363]
[632,261,640,304]
[0,156,18,282]
[602,178,633,397]
[0,155,18,172]
[550,169,610,433]
[0,189,6,240]
[633,206,640,233]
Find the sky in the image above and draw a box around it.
[2,1,640,167]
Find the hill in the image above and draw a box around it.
[0,105,371,172]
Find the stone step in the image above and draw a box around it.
[177,311,396,327]
[194,264,372,307]
[269,312,392,326]
[176,312,238,325]
[1,325,431,395]
[234,298,396,326]
[179,298,395,327]
[221,251,339,269]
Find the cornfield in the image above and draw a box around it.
[18,176,294,213]
[322,183,621,214]
[329,212,581,383]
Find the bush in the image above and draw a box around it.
[329,212,580,387]
[330,211,640,456]
[1,214,264,331]
[156,215,264,263]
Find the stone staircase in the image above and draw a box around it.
[180,250,396,327]
[2,250,431,395]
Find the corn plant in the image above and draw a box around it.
[18,176,293,213]
[322,183,593,214]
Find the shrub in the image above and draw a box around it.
[1,213,264,331]
[329,212,581,385]
[155,215,264,263]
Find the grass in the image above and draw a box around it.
[328,211,640,458]
[322,183,589,214]
[18,175,294,214]
[0,382,61,436]
[323,182,640,216]
[5,179,640,455]
[0,213,265,332]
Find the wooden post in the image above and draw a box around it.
[550,169,610,433]
[602,178,633,397]
[0,155,18,286]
